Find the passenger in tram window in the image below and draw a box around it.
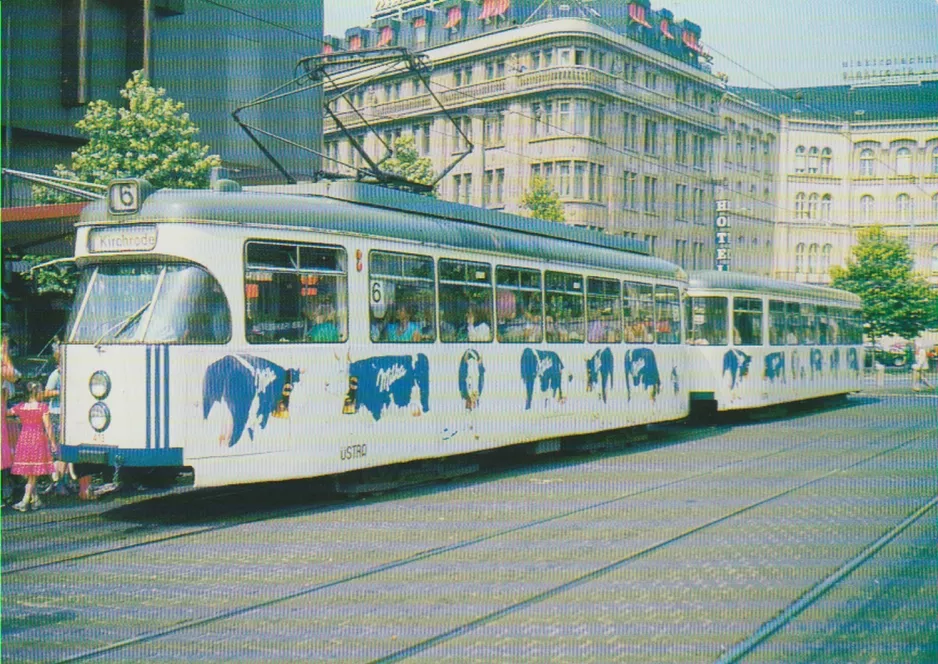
[466,305,492,342]
[306,304,341,343]
[384,304,423,342]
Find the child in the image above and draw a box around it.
[9,381,57,511]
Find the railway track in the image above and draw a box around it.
[14,409,928,663]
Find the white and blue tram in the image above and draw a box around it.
[684,271,864,411]
[61,178,691,487]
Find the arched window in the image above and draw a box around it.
[859,148,874,176]
[795,243,805,274]
[808,146,819,173]
[821,194,832,221]
[932,146,938,175]
[896,147,911,176]
[820,148,832,174]
[897,194,913,222]
[808,244,819,274]
[807,193,819,219]
[821,244,832,274]
[795,146,806,173]
[933,193,938,221]
[932,244,938,273]
[860,195,874,223]
[795,192,805,219]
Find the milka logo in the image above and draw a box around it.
[376,364,408,392]
[537,357,554,375]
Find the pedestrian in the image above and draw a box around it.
[9,381,57,511]
[911,342,934,392]
[43,345,76,494]
[2,330,20,506]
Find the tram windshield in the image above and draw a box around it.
[67,262,231,344]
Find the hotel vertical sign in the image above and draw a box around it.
[715,199,730,271]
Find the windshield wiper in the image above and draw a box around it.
[93,301,152,348]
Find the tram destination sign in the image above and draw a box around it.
[88,225,158,253]
[714,199,730,271]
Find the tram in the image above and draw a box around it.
[60,178,691,487]
[684,271,864,411]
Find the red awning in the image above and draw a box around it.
[628,3,651,28]
[377,25,393,47]
[413,17,426,28]
[479,0,497,20]
[660,19,674,39]
[444,5,462,29]
[682,30,703,53]
[349,34,362,51]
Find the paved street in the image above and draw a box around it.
[2,375,936,663]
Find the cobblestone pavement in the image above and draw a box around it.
[2,385,936,664]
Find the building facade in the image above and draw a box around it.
[323,0,729,272]
[2,0,323,205]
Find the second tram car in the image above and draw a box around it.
[61,178,691,487]
[684,271,864,411]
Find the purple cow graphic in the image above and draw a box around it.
[723,349,752,391]
[343,354,430,421]
[203,355,299,447]
[624,348,661,402]
[764,351,786,384]
[585,347,614,403]
[521,348,568,410]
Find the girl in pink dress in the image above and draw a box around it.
[2,334,18,504]
[9,381,57,511]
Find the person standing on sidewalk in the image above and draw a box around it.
[43,345,76,494]
[911,342,934,392]
[9,381,57,511]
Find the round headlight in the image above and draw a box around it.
[89,402,111,432]
[89,371,111,400]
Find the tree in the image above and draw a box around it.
[830,225,938,340]
[34,70,221,203]
[380,135,436,194]
[520,175,565,223]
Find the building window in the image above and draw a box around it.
[807,193,818,220]
[933,193,938,221]
[735,131,744,166]
[451,116,472,153]
[896,147,912,176]
[692,134,705,169]
[820,148,832,174]
[643,176,657,213]
[860,195,874,222]
[454,66,473,87]
[821,244,832,274]
[483,168,505,206]
[897,193,913,222]
[932,147,938,174]
[643,119,658,155]
[859,148,874,176]
[674,128,688,164]
[452,173,472,204]
[931,244,938,273]
[532,101,553,137]
[674,184,687,220]
[795,145,806,173]
[795,192,805,219]
[794,243,805,274]
[644,70,657,89]
[623,112,639,150]
[808,146,819,173]
[623,171,638,209]
[820,194,832,222]
[807,244,818,274]
[483,111,504,147]
[484,58,506,80]
[692,188,704,223]
[413,17,427,44]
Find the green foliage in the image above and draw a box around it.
[520,175,565,223]
[381,135,437,195]
[19,254,78,296]
[830,225,938,339]
[33,70,221,204]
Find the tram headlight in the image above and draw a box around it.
[89,402,111,432]
[89,371,111,400]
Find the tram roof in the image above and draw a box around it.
[686,271,861,307]
[79,181,685,281]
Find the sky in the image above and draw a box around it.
[324,0,938,88]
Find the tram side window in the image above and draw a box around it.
[655,286,681,344]
[369,251,436,343]
[685,296,727,345]
[587,277,621,343]
[439,259,493,343]
[817,306,831,345]
[801,304,818,345]
[623,281,655,343]
[786,302,803,345]
[769,300,787,346]
[496,266,542,343]
[245,242,348,344]
[545,271,585,343]
[733,297,763,346]
[846,309,862,344]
